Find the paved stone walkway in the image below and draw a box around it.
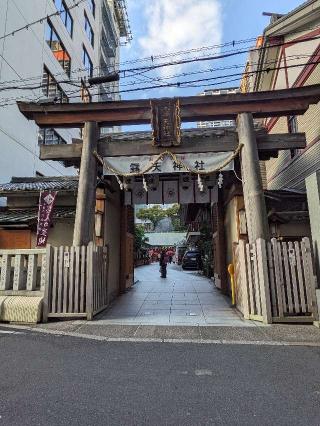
[95,263,254,326]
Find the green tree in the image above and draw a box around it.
[134,225,149,252]
[136,204,186,231]
[165,204,180,217]
[136,205,167,227]
[166,204,187,231]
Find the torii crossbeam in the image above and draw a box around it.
[18,84,320,128]
[17,85,320,247]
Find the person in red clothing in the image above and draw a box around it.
[166,248,174,264]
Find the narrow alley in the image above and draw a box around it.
[95,263,252,326]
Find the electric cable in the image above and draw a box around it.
[1,26,319,87]
[0,0,87,41]
[1,56,318,108]
[1,30,320,104]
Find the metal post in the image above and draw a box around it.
[73,121,98,246]
[237,113,269,242]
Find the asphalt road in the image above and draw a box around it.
[1,328,320,426]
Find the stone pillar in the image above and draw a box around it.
[306,171,320,284]
[237,113,269,242]
[73,121,98,246]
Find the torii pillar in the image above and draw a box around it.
[73,121,99,246]
[237,113,270,242]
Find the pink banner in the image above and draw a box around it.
[36,191,57,247]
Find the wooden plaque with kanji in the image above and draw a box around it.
[150,99,181,147]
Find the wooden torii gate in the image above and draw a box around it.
[18,84,320,248]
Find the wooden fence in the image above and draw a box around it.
[90,245,109,319]
[0,249,47,296]
[234,237,318,323]
[43,243,109,321]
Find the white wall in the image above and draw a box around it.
[0,0,121,188]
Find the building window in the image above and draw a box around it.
[83,46,93,77]
[45,20,71,76]
[38,128,67,145]
[53,0,73,36]
[288,115,300,158]
[87,0,95,17]
[84,12,94,47]
[42,66,69,103]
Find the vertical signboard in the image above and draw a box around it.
[36,191,57,247]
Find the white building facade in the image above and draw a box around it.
[0,0,129,184]
[197,87,240,129]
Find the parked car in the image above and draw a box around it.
[181,250,202,270]
[174,245,187,264]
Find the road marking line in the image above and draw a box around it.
[0,330,23,335]
[0,324,320,347]
[195,369,213,376]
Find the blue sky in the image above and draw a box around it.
[119,0,303,102]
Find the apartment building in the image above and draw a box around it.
[0,0,130,185]
[197,87,239,128]
[243,0,320,191]
[241,0,320,278]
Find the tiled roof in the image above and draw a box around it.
[0,207,75,224]
[0,176,78,194]
[145,232,186,247]
[101,127,238,143]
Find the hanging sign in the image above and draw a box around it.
[36,191,57,247]
[104,152,234,176]
[150,99,181,146]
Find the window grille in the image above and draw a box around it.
[38,128,67,145]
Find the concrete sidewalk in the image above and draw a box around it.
[2,265,320,346]
[92,263,253,326]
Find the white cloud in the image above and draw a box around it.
[137,0,222,77]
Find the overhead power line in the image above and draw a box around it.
[90,59,320,96]
[0,27,320,105]
[1,58,318,108]
[0,51,316,97]
[116,22,320,66]
[1,26,319,89]
[120,33,320,76]
[0,40,257,88]
[118,53,317,87]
